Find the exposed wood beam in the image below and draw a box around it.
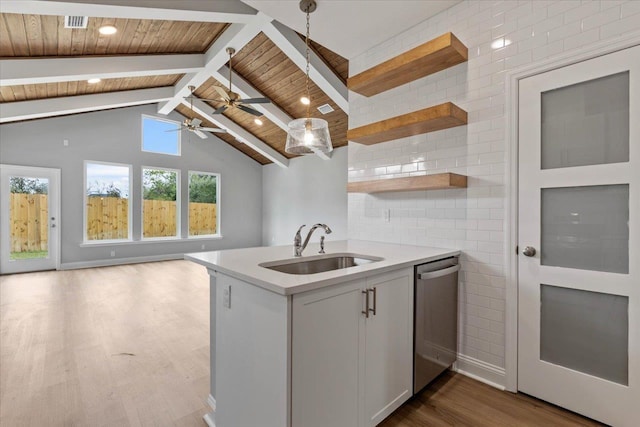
[0,54,204,86]
[0,0,258,23]
[262,21,349,114]
[157,13,273,115]
[0,87,173,123]
[184,98,289,168]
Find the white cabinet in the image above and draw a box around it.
[364,270,414,425]
[291,268,414,427]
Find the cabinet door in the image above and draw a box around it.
[364,268,414,426]
[291,278,366,427]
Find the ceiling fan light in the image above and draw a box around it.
[98,25,117,35]
[300,96,310,105]
[87,78,101,84]
[285,118,333,155]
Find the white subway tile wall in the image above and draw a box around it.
[348,0,639,370]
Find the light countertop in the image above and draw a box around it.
[185,240,459,295]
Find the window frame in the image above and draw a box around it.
[141,166,181,241]
[187,171,221,239]
[141,114,182,156]
[83,160,133,244]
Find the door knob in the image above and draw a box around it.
[522,246,536,257]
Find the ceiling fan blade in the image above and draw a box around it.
[237,104,263,117]
[213,86,231,101]
[241,97,271,104]
[193,129,208,139]
[200,127,227,133]
[164,128,182,133]
[191,118,202,127]
[213,105,228,115]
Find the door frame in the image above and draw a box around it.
[0,164,61,273]
[504,33,640,393]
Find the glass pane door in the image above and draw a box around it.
[1,165,59,274]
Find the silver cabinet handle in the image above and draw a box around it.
[362,290,369,318]
[368,287,377,316]
[522,246,536,257]
[418,264,460,280]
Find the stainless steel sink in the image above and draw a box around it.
[259,253,383,275]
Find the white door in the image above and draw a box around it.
[0,165,60,274]
[518,45,639,426]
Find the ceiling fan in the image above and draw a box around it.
[195,47,271,117]
[172,86,228,139]
[167,117,227,140]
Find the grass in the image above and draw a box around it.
[10,250,48,260]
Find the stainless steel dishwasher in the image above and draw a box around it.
[414,256,460,394]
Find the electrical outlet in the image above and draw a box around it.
[384,209,391,223]
[110,250,116,257]
[63,139,69,146]
[201,244,206,250]
[223,285,231,309]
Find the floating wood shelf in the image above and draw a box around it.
[348,173,467,194]
[347,102,467,146]
[348,32,468,97]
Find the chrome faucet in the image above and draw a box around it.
[294,223,332,257]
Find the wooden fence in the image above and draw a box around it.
[86,196,129,240]
[91,198,217,238]
[9,193,48,252]
[189,202,218,236]
[9,195,218,251]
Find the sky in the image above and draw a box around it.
[86,163,130,198]
[142,117,180,155]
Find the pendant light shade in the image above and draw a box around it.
[285,118,333,155]
[285,0,333,156]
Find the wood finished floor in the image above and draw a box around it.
[1,260,603,427]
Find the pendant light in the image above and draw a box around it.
[285,0,333,156]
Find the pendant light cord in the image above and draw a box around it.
[305,5,311,120]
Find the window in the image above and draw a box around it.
[85,161,132,242]
[142,167,180,239]
[188,172,219,237]
[141,115,181,156]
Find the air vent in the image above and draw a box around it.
[64,16,88,29]
[317,103,334,115]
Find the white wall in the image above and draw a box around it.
[262,147,347,246]
[348,0,639,385]
[0,104,263,268]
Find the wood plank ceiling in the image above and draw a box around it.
[0,12,349,165]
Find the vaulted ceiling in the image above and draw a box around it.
[0,0,350,167]
[0,0,460,167]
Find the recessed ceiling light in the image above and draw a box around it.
[87,78,101,84]
[254,118,263,126]
[300,96,310,105]
[98,25,117,35]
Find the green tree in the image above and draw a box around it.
[10,177,48,194]
[189,174,217,204]
[143,169,177,201]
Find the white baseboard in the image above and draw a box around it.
[203,394,216,427]
[60,253,185,270]
[453,353,506,391]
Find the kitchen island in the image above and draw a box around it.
[186,240,459,427]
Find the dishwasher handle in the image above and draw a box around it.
[418,264,460,281]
